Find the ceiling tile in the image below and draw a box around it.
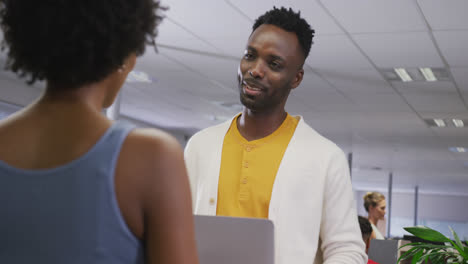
[121,52,238,129]
[321,0,426,33]
[307,35,373,70]
[451,68,468,92]
[121,83,232,130]
[227,0,343,35]
[286,93,316,114]
[319,68,392,93]
[160,48,240,93]
[394,80,458,94]
[163,0,252,57]
[433,129,468,143]
[433,31,468,67]
[286,71,346,112]
[136,49,189,73]
[351,118,431,146]
[402,92,467,113]
[293,90,355,112]
[300,70,339,93]
[345,92,413,113]
[354,32,444,68]
[157,19,221,53]
[418,0,468,30]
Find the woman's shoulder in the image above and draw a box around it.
[117,128,186,184]
[121,128,184,171]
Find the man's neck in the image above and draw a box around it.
[237,108,288,141]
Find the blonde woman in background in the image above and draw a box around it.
[363,192,386,239]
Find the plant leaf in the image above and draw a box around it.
[404,226,451,243]
[450,226,464,250]
[412,250,424,264]
[399,246,423,262]
[446,238,468,260]
[424,250,450,264]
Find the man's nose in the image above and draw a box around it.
[248,61,265,79]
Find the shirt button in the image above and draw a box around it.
[246,146,252,152]
[242,179,248,184]
[209,198,215,205]
[243,161,249,168]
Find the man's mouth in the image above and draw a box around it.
[242,81,264,96]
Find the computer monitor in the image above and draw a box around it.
[194,215,274,264]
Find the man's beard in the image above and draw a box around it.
[238,79,270,111]
[238,81,290,112]
[239,91,269,111]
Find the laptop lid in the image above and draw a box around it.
[368,239,399,264]
[194,215,274,264]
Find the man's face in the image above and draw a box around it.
[238,24,304,112]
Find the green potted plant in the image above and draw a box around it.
[398,226,468,264]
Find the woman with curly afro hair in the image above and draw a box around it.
[0,1,199,263]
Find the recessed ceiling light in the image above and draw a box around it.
[419,67,437,82]
[394,68,413,82]
[434,119,446,127]
[126,70,154,83]
[452,119,464,128]
[449,147,468,153]
[425,118,468,128]
[382,67,450,82]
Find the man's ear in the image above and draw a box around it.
[291,68,304,89]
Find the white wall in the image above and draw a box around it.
[418,193,468,222]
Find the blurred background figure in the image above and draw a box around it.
[0,0,198,263]
[363,191,386,240]
[358,216,380,264]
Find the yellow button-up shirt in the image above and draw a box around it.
[216,113,299,218]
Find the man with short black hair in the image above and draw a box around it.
[185,7,367,264]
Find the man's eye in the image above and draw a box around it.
[270,61,281,69]
[244,53,254,60]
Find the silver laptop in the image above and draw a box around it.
[368,239,399,264]
[194,215,275,264]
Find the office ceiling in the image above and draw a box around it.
[1,0,468,194]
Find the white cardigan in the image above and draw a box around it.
[184,115,367,264]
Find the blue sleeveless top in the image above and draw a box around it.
[0,122,144,264]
